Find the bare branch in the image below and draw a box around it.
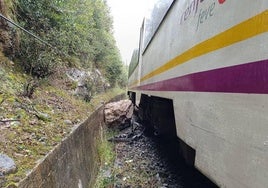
[0,119,20,123]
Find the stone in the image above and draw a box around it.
[103,168,112,178]
[66,68,110,101]
[35,112,51,122]
[104,99,134,128]
[64,120,73,125]
[0,154,16,175]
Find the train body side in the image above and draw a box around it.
[128,0,268,187]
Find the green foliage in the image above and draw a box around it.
[95,128,117,188]
[97,135,115,167]
[17,33,59,77]
[118,64,128,88]
[103,44,124,87]
[3,0,16,20]
[14,0,125,85]
[21,79,39,98]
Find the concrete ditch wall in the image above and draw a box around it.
[18,94,125,188]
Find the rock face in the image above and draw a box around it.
[104,100,134,128]
[66,68,110,101]
[0,154,16,175]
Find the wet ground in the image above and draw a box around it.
[110,122,218,188]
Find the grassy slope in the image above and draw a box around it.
[0,52,125,186]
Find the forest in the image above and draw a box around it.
[1,0,126,86]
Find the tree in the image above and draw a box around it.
[15,0,125,85]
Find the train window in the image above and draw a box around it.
[128,49,139,77]
[142,0,175,53]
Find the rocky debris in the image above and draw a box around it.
[108,122,144,143]
[107,116,218,188]
[0,154,16,176]
[111,124,180,188]
[66,68,110,101]
[104,100,134,128]
[0,151,18,186]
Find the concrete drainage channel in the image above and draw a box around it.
[17,94,125,188]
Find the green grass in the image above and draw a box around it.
[94,128,118,188]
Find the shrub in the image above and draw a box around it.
[18,34,59,78]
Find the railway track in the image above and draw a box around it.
[108,118,218,188]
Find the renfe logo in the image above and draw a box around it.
[179,0,226,26]
[218,0,226,4]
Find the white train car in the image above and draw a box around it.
[128,0,268,187]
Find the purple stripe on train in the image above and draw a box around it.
[135,59,268,94]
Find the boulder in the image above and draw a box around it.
[0,154,16,175]
[104,100,134,128]
[66,68,110,101]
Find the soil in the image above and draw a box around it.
[109,121,218,188]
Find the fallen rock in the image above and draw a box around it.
[0,154,16,175]
[64,120,73,125]
[104,99,134,128]
[66,68,110,101]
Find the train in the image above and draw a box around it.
[127,0,268,187]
